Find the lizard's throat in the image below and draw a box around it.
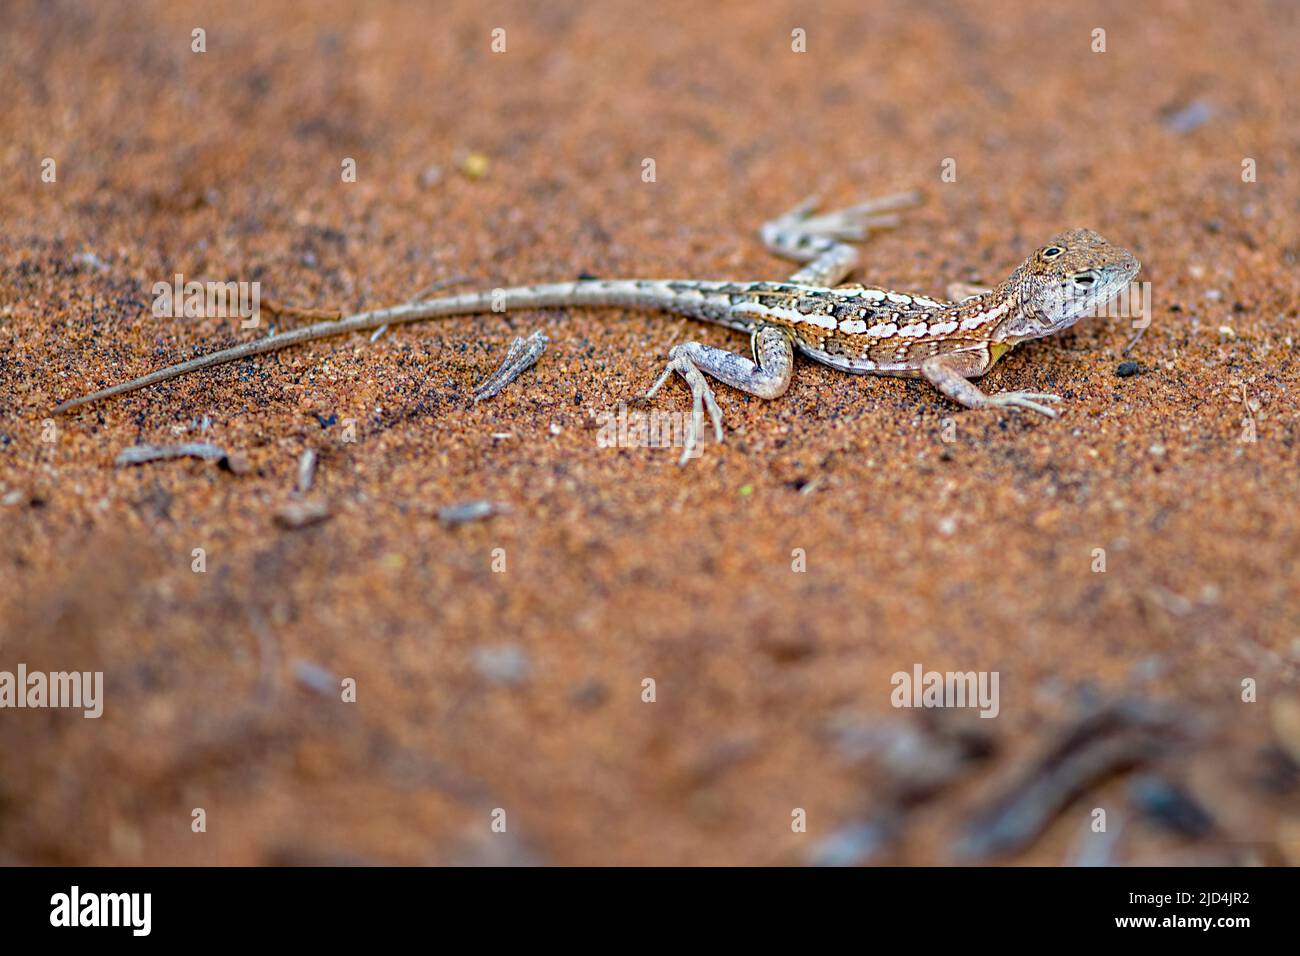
[976,286,1035,342]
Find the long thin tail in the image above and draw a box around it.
[52,279,747,413]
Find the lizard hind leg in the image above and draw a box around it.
[760,191,921,286]
[645,326,795,465]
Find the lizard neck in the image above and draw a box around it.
[989,270,1060,343]
[943,284,1026,341]
[993,276,1040,343]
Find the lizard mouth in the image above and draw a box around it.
[1064,263,1140,322]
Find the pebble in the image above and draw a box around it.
[437,500,503,526]
[274,500,332,529]
[569,679,609,709]
[824,711,901,763]
[296,449,317,494]
[1162,99,1213,134]
[808,821,890,867]
[71,251,111,273]
[418,165,443,189]
[1128,655,1167,684]
[474,646,530,685]
[293,659,339,696]
[460,152,490,180]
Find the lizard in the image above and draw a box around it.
[52,192,1141,464]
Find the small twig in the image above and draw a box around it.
[247,607,282,704]
[274,500,332,529]
[371,274,472,343]
[954,700,1194,861]
[1147,584,1195,617]
[292,659,338,697]
[798,476,824,496]
[472,330,549,402]
[295,449,317,495]
[438,500,509,526]
[1121,324,1147,356]
[115,442,248,473]
[1238,382,1258,430]
[115,442,224,465]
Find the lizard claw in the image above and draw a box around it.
[765,191,922,249]
[646,346,724,465]
[796,192,922,239]
[984,391,1062,418]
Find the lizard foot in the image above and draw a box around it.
[982,391,1062,418]
[646,346,724,465]
[766,191,922,246]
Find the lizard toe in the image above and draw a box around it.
[985,391,1062,418]
[644,350,725,465]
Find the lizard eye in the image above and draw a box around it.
[1041,246,1063,259]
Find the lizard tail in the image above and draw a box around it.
[52,279,729,413]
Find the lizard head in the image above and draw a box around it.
[1002,228,1140,339]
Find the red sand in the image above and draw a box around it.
[1,0,1297,865]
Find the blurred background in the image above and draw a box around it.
[0,0,1297,864]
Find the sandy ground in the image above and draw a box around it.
[1,0,1298,865]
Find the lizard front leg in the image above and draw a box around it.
[646,326,795,465]
[920,351,1062,418]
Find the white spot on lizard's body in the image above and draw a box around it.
[959,300,1008,330]
[887,292,912,304]
[898,322,929,337]
[929,320,959,335]
[734,301,836,330]
[838,319,867,333]
[867,323,898,337]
